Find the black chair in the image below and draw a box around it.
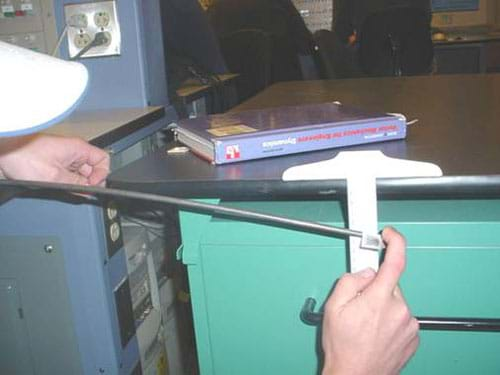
[358,7,433,77]
[208,0,316,92]
[313,29,364,79]
[218,29,273,102]
[160,0,234,117]
[313,30,339,79]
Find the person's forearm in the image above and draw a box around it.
[0,135,34,154]
[0,137,16,155]
[0,135,33,178]
[0,137,19,178]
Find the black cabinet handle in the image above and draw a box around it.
[300,298,500,332]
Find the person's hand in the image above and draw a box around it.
[322,227,419,375]
[0,134,110,186]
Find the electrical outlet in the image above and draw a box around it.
[68,13,88,28]
[94,11,110,28]
[64,1,121,59]
[74,33,91,49]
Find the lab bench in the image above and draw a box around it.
[109,74,500,374]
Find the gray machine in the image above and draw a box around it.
[0,0,58,53]
[0,0,177,374]
[0,196,138,374]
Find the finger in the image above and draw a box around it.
[69,140,109,186]
[87,151,110,186]
[85,143,110,170]
[370,227,407,295]
[88,166,109,186]
[68,138,110,174]
[326,268,376,310]
[52,169,89,186]
[78,163,93,178]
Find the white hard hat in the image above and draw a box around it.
[0,41,88,137]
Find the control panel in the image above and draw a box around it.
[0,0,57,53]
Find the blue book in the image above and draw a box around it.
[174,102,406,164]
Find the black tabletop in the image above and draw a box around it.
[110,74,500,199]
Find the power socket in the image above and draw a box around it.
[74,33,91,49]
[94,11,111,28]
[64,1,121,59]
[68,13,88,29]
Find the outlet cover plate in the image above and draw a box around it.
[64,0,121,59]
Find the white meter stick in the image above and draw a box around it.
[347,175,381,272]
[283,150,443,272]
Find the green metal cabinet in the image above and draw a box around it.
[179,199,500,375]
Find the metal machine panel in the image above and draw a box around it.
[53,0,169,110]
[0,279,35,374]
[0,236,82,375]
[0,0,58,53]
[180,199,500,375]
[0,196,140,374]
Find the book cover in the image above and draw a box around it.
[175,102,406,164]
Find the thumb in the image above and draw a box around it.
[369,227,406,296]
[327,268,376,310]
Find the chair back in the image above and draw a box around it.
[359,7,433,77]
[219,29,273,101]
[209,0,315,88]
[313,29,365,79]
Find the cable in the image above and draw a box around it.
[121,216,166,239]
[52,25,68,57]
[52,15,90,57]
[122,215,165,229]
[0,179,362,240]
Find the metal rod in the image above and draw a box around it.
[300,298,500,332]
[0,180,361,239]
[4,181,499,332]
[418,318,500,332]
